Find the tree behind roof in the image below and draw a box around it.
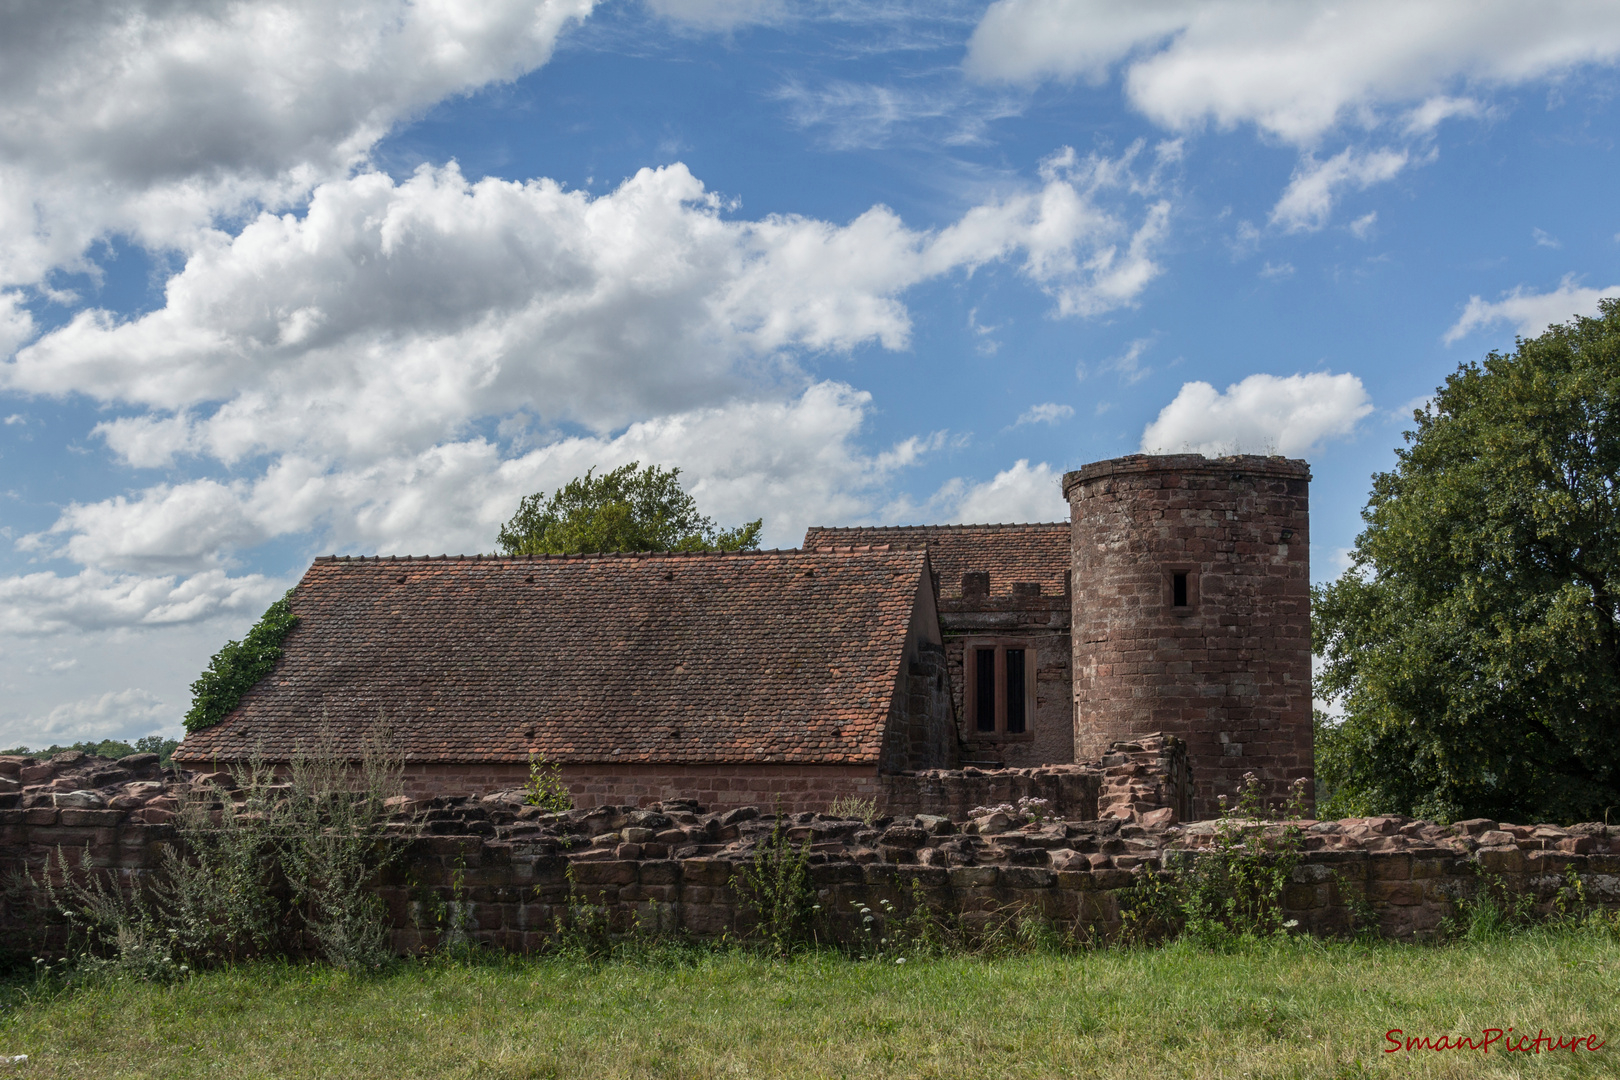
[496,462,762,555]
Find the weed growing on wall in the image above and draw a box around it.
[150,762,283,964]
[826,795,877,825]
[35,846,181,981]
[549,866,613,959]
[1122,773,1309,948]
[851,883,1085,962]
[279,717,407,970]
[851,881,956,962]
[524,753,573,813]
[35,765,287,977]
[734,816,816,956]
[32,715,408,978]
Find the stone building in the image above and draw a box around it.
[174,452,1314,818]
[803,523,1074,772]
[175,547,958,807]
[808,453,1313,816]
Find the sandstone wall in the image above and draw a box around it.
[1064,454,1314,817]
[880,640,959,774]
[7,766,1617,957]
[403,762,883,814]
[939,586,1073,769]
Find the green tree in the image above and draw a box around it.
[1313,299,1620,824]
[185,591,299,733]
[0,736,179,763]
[496,462,762,555]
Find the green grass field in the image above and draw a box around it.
[2,930,1615,1078]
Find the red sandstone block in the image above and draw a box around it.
[1476,847,1525,874]
[682,858,732,886]
[682,903,734,937]
[1368,880,1423,906]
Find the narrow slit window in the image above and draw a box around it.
[1172,571,1189,607]
[975,648,996,732]
[1004,649,1026,733]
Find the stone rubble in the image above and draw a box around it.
[8,751,1620,951]
[3,752,1616,873]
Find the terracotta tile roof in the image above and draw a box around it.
[175,550,931,767]
[802,524,1070,599]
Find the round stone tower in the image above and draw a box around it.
[1063,454,1314,819]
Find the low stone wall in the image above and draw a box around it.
[6,775,1619,956]
[3,734,1181,824]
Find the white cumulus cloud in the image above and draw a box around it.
[0,0,596,286]
[9,152,1167,456]
[1140,371,1373,458]
[966,0,1620,144]
[4,688,172,747]
[10,382,931,596]
[935,459,1068,524]
[0,568,281,637]
[1444,275,1620,344]
[966,1,1620,229]
[2,147,1168,648]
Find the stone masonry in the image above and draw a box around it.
[7,745,1618,957]
[1065,455,1314,818]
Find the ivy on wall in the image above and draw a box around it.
[184,590,300,733]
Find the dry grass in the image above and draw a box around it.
[1,928,1616,1078]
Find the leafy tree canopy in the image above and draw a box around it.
[185,591,299,733]
[1314,298,1620,824]
[496,462,763,556]
[1,735,179,763]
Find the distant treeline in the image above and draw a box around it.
[0,735,179,764]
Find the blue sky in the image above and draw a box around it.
[2,0,1619,747]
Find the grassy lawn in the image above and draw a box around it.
[1,930,1616,1079]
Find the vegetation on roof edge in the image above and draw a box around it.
[184,589,299,734]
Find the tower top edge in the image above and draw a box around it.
[1061,453,1311,496]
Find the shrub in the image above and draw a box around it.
[33,766,286,979]
[279,718,407,970]
[524,753,573,812]
[32,715,408,977]
[734,817,816,956]
[185,591,299,733]
[150,762,284,965]
[1122,772,1309,948]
